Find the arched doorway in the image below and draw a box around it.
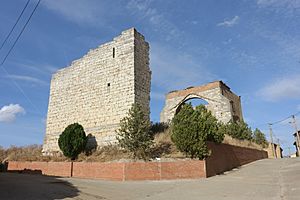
[175,97,209,115]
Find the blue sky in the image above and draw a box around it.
[0,0,300,155]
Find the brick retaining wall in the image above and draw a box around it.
[206,142,268,177]
[7,143,267,181]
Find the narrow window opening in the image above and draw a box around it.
[107,83,110,87]
[112,48,115,58]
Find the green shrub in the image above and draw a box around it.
[58,123,87,160]
[150,122,169,135]
[252,128,268,147]
[116,104,153,160]
[171,103,224,159]
[223,120,253,140]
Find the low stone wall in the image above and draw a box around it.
[7,143,267,181]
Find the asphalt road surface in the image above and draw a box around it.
[0,158,299,200]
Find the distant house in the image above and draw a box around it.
[265,142,283,158]
[293,131,300,157]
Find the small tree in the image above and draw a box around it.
[253,128,268,147]
[58,123,87,160]
[171,103,224,159]
[225,120,253,140]
[116,104,153,159]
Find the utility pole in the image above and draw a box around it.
[291,115,300,155]
[268,123,276,158]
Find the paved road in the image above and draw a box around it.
[0,158,299,200]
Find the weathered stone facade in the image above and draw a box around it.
[43,28,151,155]
[160,81,243,123]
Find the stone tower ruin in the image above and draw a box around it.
[43,28,151,155]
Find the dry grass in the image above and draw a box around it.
[223,134,264,150]
[0,129,265,163]
[77,145,131,162]
[152,128,185,159]
[0,145,67,162]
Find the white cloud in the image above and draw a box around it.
[257,0,300,10]
[127,0,183,41]
[257,74,300,101]
[42,0,107,26]
[5,75,48,85]
[256,0,300,18]
[9,60,58,75]
[217,16,240,27]
[0,104,25,123]
[150,43,216,92]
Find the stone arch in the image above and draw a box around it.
[174,94,210,115]
[160,81,243,124]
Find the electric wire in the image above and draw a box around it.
[1,0,41,65]
[1,0,42,115]
[0,0,30,51]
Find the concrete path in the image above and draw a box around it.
[1,158,299,200]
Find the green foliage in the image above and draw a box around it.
[252,128,268,147]
[222,120,253,140]
[171,103,224,159]
[116,104,153,159]
[150,122,169,135]
[58,123,87,160]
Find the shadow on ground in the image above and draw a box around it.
[0,172,79,200]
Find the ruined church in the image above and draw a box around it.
[43,28,243,155]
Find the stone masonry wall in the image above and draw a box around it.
[160,81,243,123]
[43,28,151,154]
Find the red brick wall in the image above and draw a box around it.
[46,162,72,177]
[125,162,160,180]
[161,160,205,179]
[73,162,124,181]
[205,142,267,177]
[7,160,206,181]
[7,143,267,180]
[7,161,71,177]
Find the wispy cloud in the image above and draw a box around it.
[151,91,165,101]
[0,104,25,123]
[5,75,48,85]
[257,74,300,101]
[150,43,216,92]
[11,60,58,75]
[257,0,300,16]
[42,0,109,27]
[126,0,183,41]
[217,16,240,27]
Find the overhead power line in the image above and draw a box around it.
[0,0,30,51]
[0,0,42,115]
[253,111,300,129]
[1,0,41,65]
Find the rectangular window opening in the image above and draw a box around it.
[113,47,115,58]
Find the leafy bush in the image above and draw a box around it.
[171,103,224,159]
[58,123,87,160]
[150,122,169,135]
[252,128,268,147]
[222,120,253,140]
[116,104,153,159]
